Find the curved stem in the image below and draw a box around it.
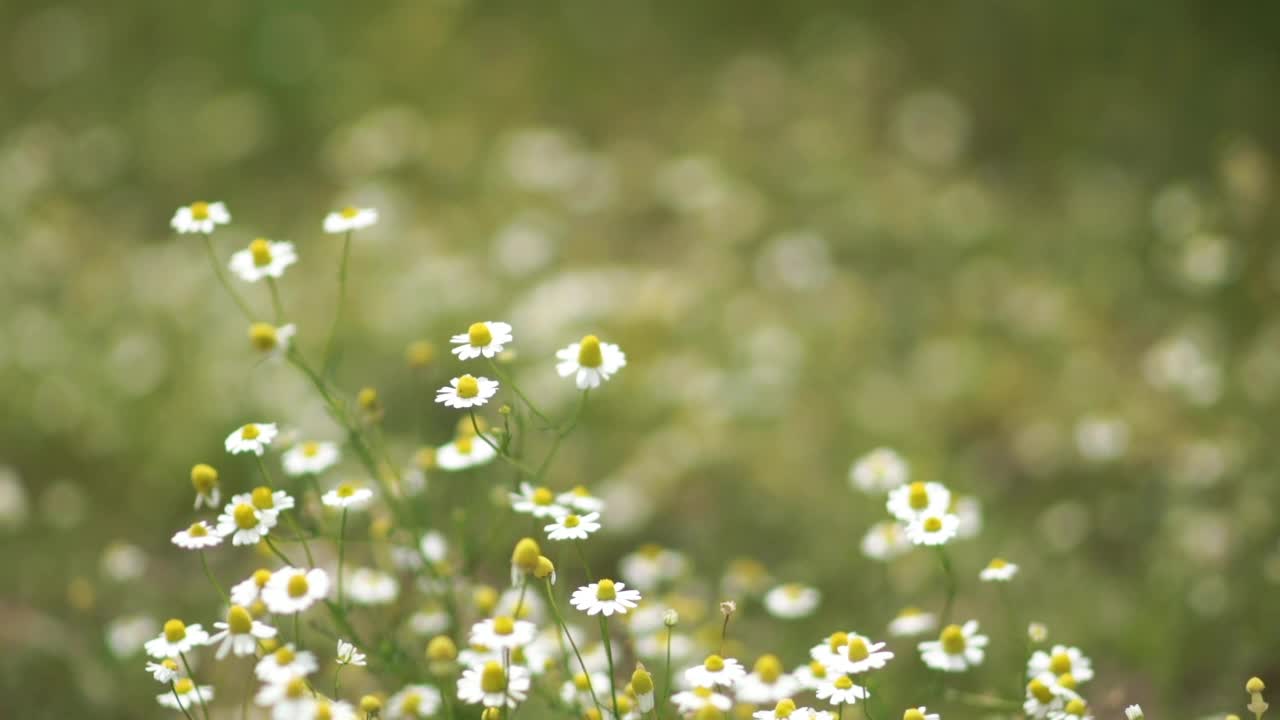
[337,508,349,608]
[201,233,254,321]
[256,455,315,566]
[598,615,620,720]
[936,547,957,626]
[179,652,212,720]
[486,358,554,428]
[470,410,537,476]
[322,230,352,379]
[263,536,296,566]
[544,579,602,717]
[198,550,228,605]
[267,277,285,324]
[170,682,198,720]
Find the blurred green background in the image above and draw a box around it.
[3,0,1279,717]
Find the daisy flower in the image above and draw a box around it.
[157,678,214,711]
[686,654,747,688]
[171,521,222,550]
[556,334,626,390]
[225,422,278,455]
[752,699,823,720]
[457,661,531,708]
[544,511,601,541]
[1027,646,1093,683]
[255,644,318,683]
[321,481,374,510]
[436,374,499,409]
[302,700,358,720]
[849,447,909,493]
[470,615,537,650]
[919,621,987,672]
[903,707,941,720]
[214,500,271,546]
[229,238,298,282]
[887,481,952,522]
[451,321,514,360]
[437,433,498,471]
[793,660,833,691]
[346,568,398,605]
[282,441,340,476]
[809,631,854,666]
[255,675,311,715]
[231,486,295,527]
[248,322,296,357]
[146,658,180,683]
[323,206,378,234]
[388,685,443,719]
[557,485,606,513]
[263,567,330,614]
[561,671,610,708]
[190,463,220,509]
[336,639,366,667]
[763,583,821,619]
[570,578,641,616]
[209,605,276,659]
[905,512,960,546]
[861,521,911,561]
[888,607,937,638]
[231,568,274,607]
[815,674,868,706]
[145,619,209,659]
[171,201,229,234]
[735,654,800,704]
[832,634,894,675]
[1024,676,1074,719]
[510,483,569,519]
[619,545,688,591]
[1048,698,1092,720]
[671,686,733,714]
[1124,706,1144,720]
[979,558,1019,582]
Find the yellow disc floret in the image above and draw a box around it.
[577,335,603,368]
[480,661,507,693]
[834,676,854,690]
[191,464,218,493]
[493,616,515,635]
[907,482,929,510]
[940,625,966,654]
[563,514,581,528]
[274,646,296,665]
[249,238,272,267]
[233,504,258,530]
[773,699,797,719]
[456,375,480,399]
[923,516,943,533]
[341,206,359,219]
[512,538,541,572]
[227,605,253,634]
[1049,651,1072,675]
[469,322,493,347]
[163,619,187,642]
[174,677,194,695]
[703,654,725,672]
[187,522,208,537]
[190,202,210,220]
[251,486,275,510]
[249,323,278,352]
[1028,678,1054,704]
[595,578,617,601]
[241,424,261,441]
[846,637,870,662]
[754,654,782,683]
[287,573,310,598]
[904,710,925,720]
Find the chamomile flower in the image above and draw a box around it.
[752,699,815,720]
[321,482,374,510]
[336,639,366,667]
[388,685,444,719]
[451,321,514,360]
[555,334,626,390]
[215,501,272,546]
[248,322,296,358]
[793,660,833,691]
[561,671,610,707]
[302,700,357,720]
[145,619,210,658]
[903,707,940,720]
[263,567,330,614]
[231,568,274,607]
[437,433,498,471]
[544,511,601,541]
[190,463,220,509]
[229,238,297,282]
[347,568,399,605]
[324,206,378,234]
[831,634,894,675]
[157,678,214,711]
[1124,705,1144,720]
[146,658,180,683]
[1027,646,1093,683]
[918,621,987,672]
[764,583,821,619]
[905,512,960,546]
[225,422,278,455]
[282,441,340,476]
[436,374,499,409]
[887,481,952,522]
[736,655,800,704]
[849,447,909,493]
[815,674,869,706]
[209,605,276,659]
[861,521,911,561]
[557,485,606,513]
[809,631,853,667]
[1048,698,1092,720]
[888,608,937,638]
[171,521,222,550]
[256,644,318,682]
[671,686,733,714]
[510,483,569,519]
[619,545,688,590]
[231,486,295,528]
[686,654,747,688]
[570,578,641,616]
[979,558,1019,582]
[256,675,311,715]
[457,661,531,708]
[1024,676,1075,719]
[171,201,230,234]
[470,615,537,650]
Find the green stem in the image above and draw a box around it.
[322,230,353,379]
[198,551,228,605]
[179,652,212,720]
[998,585,1027,699]
[936,547,957,626]
[201,233,254,321]
[338,508,348,608]
[599,616,620,720]
[256,455,315,566]
[486,358,555,428]
[170,682,198,720]
[263,536,296,566]
[470,410,537,477]
[267,277,285,324]
[661,625,674,716]
[544,579,602,717]
[574,541,594,582]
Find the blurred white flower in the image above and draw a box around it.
[171,201,229,234]
[323,206,378,234]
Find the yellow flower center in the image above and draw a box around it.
[563,514,581,528]
[808,660,826,678]
[755,654,782,683]
[456,375,480,399]
[250,600,268,618]
[241,424,261,440]
[1065,699,1086,715]
[287,573,309,598]
[251,486,275,510]
[533,487,554,505]
[988,558,1008,569]
[784,584,804,598]
[274,647,296,665]
[904,710,925,720]
[773,699,796,719]
[190,202,210,220]
[174,678,194,695]
[631,668,654,694]
[254,568,273,587]
[341,206,359,219]
[337,483,358,498]
[1028,678,1054,703]
[828,632,849,652]
[834,676,854,690]
[162,658,179,672]
[250,238,272,267]
[187,522,208,538]
[898,606,921,617]
[402,692,422,714]
[694,687,713,699]
[191,464,218,492]
[574,672,591,690]
[468,322,493,347]
[1058,672,1077,690]
[577,335,604,368]
[908,482,929,510]
[493,616,515,635]
[233,504,258,530]
[456,436,474,455]
[302,442,319,457]
[249,323,278,351]
[286,677,307,699]
[1049,651,1072,675]
[923,516,943,532]
[480,661,507,693]
[163,619,187,642]
[617,696,633,714]
[940,625,966,654]
[595,579,617,601]
[314,702,333,720]
[227,605,253,634]
[846,637,870,662]
[703,655,725,672]
[572,485,591,496]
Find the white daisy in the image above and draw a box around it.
[763,583,821,619]
[831,634,894,675]
[1124,705,1144,720]
[560,671,609,708]
[1048,699,1092,720]
[437,433,499,471]
[209,605,276,659]
[171,521,222,550]
[887,481,952,522]
[905,512,960,546]
[1027,646,1094,684]
[190,463,220,509]
[255,674,311,715]
[255,644,318,683]
[231,568,274,607]
[556,485,606,513]
[451,321,514,360]
[849,447,909,493]
[263,567,330,614]
[792,660,833,691]
[282,441,340,476]
[388,685,443,719]
[671,686,733,714]
[347,568,398,605]
[157,678,214,711]
[336,639,366,667]
[555,334,626,390]
[735,655,799,704]
[619,545,688,591]
[470,615,537,650]
[954,495,983,539]
[146,659,180,683]
[919,621,987,672]
[171,201,230,234]
[238,487,296,528]
[751,699,824,720]
[685,654,747,688]
[248,322,296,358]
[510,483,569,519]
[145,619,209,659]
[229,238,297,282]
[323,206,378,234]
[409,606,451,636]
[809,631,855,667]
[457,661,531,708]
[225,422,278,455]
[321,482,374,510]
[420,531,449,564]
[903,707,940,720]
[301,699,358,720]
[214,500,272,546]
[1024,675,1074,719]
[815,674,868,706]
[887,607,938,638]
[436,374,499,409]
[570,579,641,616]
[861,521,911,561]
[544,511,601,541]
[979,558,1019,582]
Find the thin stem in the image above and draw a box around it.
[574,541,593,582]
[544,579,602,717]
[198,551,229,605]
[263,536,296,566]
[333,664,344,698]
[470,410,537,477]
[598,615,620,720]
[267,277,285,324]
[201,233,254,321]
[936,547,957,626]
[179,652,212,720]
[514,577,530,617]
[170,682,198,720]
[255,454,315,567]
[661,625,674,715]
[486,358,555,428]
[998,585,1028,699]
[338,508,349,608]
[322,230,353,379]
